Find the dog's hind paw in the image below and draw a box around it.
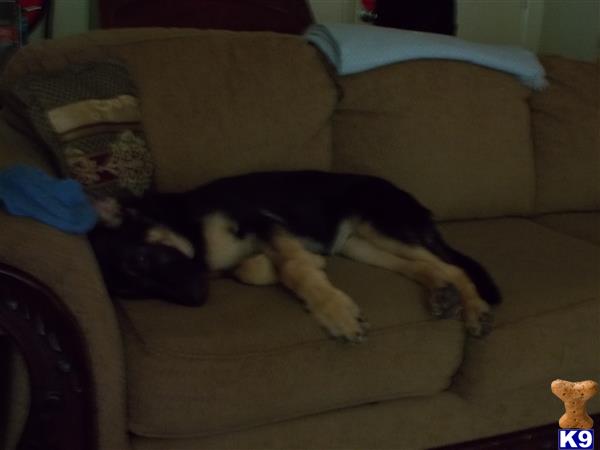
[429,284,461,318]
[466,311,494,337]
[464,300,493,337]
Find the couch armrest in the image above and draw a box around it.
[0,122,131,450]
[0,118,53,172]
[0,215,130,450]
[0,263,95,450]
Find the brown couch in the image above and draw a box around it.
[1,28,598,450]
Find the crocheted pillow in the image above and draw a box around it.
[6,60,153,198]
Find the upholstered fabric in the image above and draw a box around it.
[2,28,338,193]
[534,212,600,246]
[0,212,130,450]
[438,218,600,323]
[121,258,465,437]
[332,60,535,221]
[531,56,600,213]
[438,219,600,394]
[131,385,600,450]
[130,218,600,448]
[131,392,490,450]
[0,119,53,172]
[455,298,600,394]
[0,123,129,450]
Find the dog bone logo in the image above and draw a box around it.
[551,379,599,429]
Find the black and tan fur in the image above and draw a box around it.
[89,171,501,341]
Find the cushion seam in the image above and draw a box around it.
[531,215,600,247]
[30,31,302,57]
[127,388,451,440]
[127,318,463,361]
[494,296,599,329]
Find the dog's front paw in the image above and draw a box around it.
[463,299,493,337]
[311,290,368,343]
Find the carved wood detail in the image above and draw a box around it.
[0,263,96,450]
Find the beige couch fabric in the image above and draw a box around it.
[131,384,600,450]
[438,218,600,324]
[531,57,600,213]
[332,60,535,221]
[534,212,600,246]
[121,259,465,437]
[131,391,489,450]
[0,214,129,450]
[438,218,600,393]
[455,298,600,395]
[0,119,52,173]
[0,123,130,450]
[2,29,338,193]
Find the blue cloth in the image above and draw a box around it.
[0,165,98,234]
[305,23,547,90]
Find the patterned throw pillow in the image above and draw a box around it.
[5,61,153,198]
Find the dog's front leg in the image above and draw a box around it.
[267,230,367,343]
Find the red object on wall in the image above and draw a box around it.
[20,0,48,30]
[99,0,314,35]
[361,0,376,12]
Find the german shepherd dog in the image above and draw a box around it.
[89,171,501,342]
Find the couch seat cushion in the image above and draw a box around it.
[130,392,489,450]
[130,386,600,450]
[120,258,465,438]
[534,212,600,246]
[436,218,600,396]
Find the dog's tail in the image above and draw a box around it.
[426,232,502,305]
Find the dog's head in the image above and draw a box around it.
[89,197,208,306]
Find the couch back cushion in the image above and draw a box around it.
[332,61,535,221]
[530,56,600,214]
[3,29,337,192]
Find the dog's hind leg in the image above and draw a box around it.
[352,223,493,337]
[266,229,367,343]
[339,236,462,320]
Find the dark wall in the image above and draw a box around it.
[374,0,456,35]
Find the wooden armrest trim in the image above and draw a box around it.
[0,263,96,450]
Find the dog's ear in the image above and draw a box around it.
[146,225,195,258]
[91,196,123,228]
